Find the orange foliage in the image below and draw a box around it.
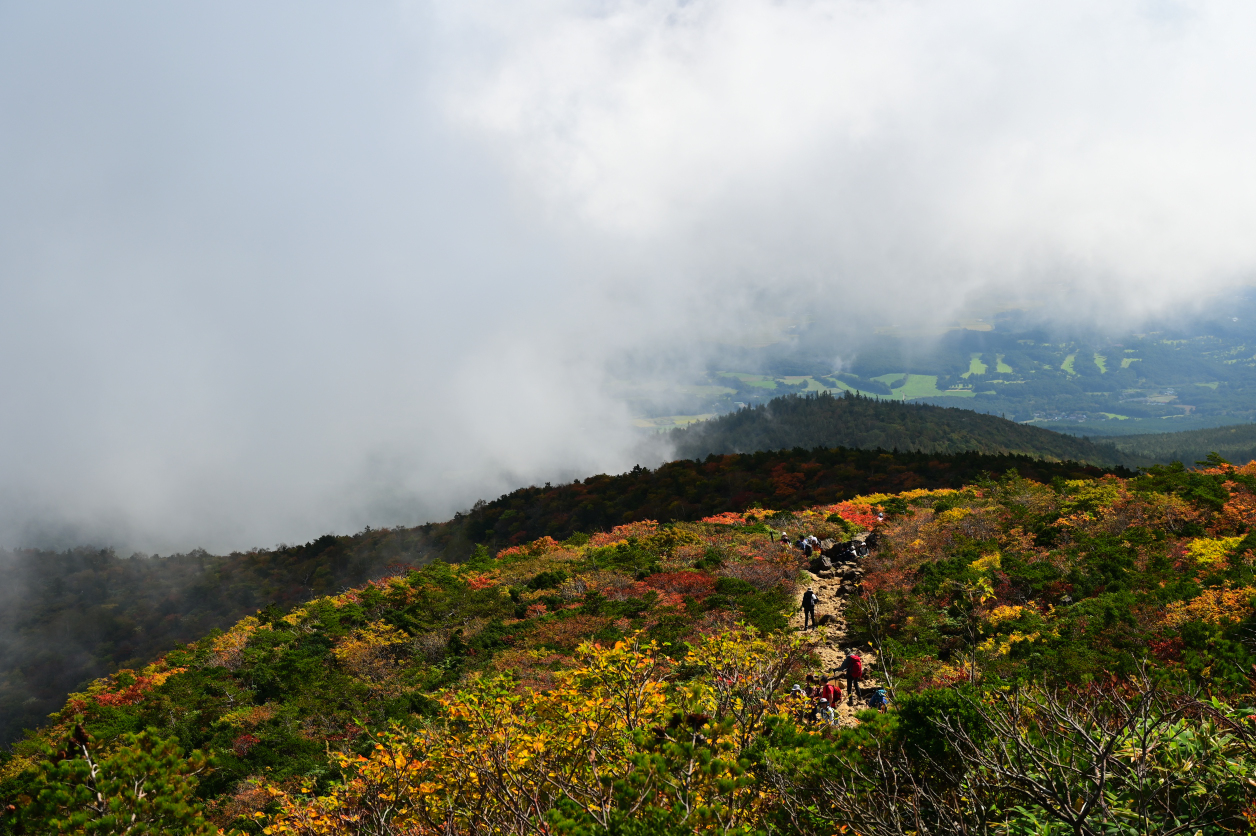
[816,501,881,530]
[1161,585,1256,628]
[495,536,563,560]
[465,574,495,590]
[701,511,756,525]
[587,520,659,547]
[642,570,716,597]
[93,668,186,707]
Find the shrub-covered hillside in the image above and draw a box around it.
[0,447,1121,749]
[667,392,1145,467]
[7,461,1256,834]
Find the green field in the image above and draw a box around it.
[780,375,831,391]
[717,372,777,389]
[1094,353,1107,373]
[829,378,884,398]
[896,374,975,399]
[1061,354,1077,375]
[961,353,989,378]
[633,414,717,431]
[995,354,1013,373]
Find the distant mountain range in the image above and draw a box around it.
[667,392,1148,468]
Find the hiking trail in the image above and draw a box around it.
[789,536,881,728]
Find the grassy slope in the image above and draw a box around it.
[668,392,1145,468]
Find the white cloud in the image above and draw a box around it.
[436,0,1256,319]
[2,0,1256,552]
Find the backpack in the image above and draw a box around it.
[848,655,863,678]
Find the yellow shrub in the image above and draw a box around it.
[1186,537,1245,567]
[988,604,1026,625]
[970,552,1002,574]
[208,616,267,670]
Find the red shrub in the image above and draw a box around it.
[466,574,496,590]
[232,734,261,757]
[718,560,795,592]
[643,571,716,597]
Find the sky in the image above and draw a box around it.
[2,0,1256,553]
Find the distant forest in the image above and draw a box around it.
[1109,421,1256,465]
[0,446,1121,747]
[667,392,1145,467]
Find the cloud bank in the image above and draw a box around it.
[1,1,1255,552]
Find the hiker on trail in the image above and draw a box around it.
[838,650,864,704]
[818,675,841,708]
[790,684,808,721]
[816,697,836,726]
[804,674,821,722]
[803,540,813,558]
[800,587,819,630]
[780,531,790,546]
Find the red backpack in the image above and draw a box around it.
[848,655,863,678]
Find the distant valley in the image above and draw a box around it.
[629,296,1256,438]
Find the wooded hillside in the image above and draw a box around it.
[1111,422,1256,465]
[667,392,1145,467]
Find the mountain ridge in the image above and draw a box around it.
[667,391,1145,467]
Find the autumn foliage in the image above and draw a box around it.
[9,460,1256,835]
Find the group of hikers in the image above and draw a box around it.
[790,650,886,724]
[781,519,889,725]
[779,530,822,557]
[793,586,890,721]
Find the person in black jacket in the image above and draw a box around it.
[800,587,819,630]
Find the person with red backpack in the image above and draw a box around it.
[818,675,842,708]
[838,650,864,705]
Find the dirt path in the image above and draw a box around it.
[789,551,881,728]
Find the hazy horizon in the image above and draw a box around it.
[4,1,1256,554]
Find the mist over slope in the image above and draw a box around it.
[668,392,1145,468]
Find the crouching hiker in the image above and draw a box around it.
[790,683,808,722]
[838,650,864,704]
[803,675,821,723]
[819,675,841,709]
[800,587,819,630]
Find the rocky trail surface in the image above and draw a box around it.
[788,536,883,728]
